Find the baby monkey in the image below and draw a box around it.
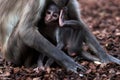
[44,2,83,56]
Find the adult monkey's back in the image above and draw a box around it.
[0,0,86,73]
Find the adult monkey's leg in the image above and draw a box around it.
[67,0,120,64]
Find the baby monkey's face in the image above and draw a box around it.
[45,4,60,24]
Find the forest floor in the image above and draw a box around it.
[0,0,120,80]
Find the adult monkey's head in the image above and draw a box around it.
[53,0,69,8]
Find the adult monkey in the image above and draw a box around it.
[0,0,86,73]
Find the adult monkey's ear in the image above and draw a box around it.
[53,0,69,8]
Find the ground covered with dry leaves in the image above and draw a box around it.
[0,0,120,80]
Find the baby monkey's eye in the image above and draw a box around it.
[53,13,59,18]
[47,10,51,14]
